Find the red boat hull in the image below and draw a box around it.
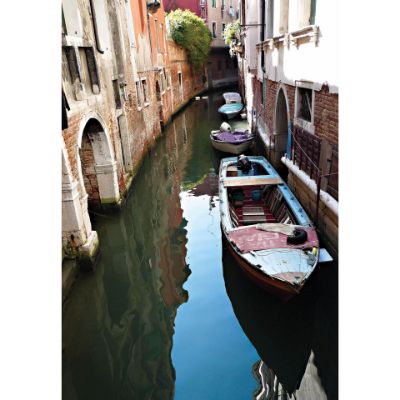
[222,233,302,302]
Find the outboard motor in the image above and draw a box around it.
[237,154,251,173]
[220,122,232,132]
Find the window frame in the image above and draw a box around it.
[135,80,143,109]
[212,22,217,38]
[141,77,150,106]
[294,82,315,134]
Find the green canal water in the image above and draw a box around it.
[62,90,338,399]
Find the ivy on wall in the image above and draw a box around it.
[166,10,212,70]
[223,20,241,56]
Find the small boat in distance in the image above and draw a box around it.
[219,155,321,301]
[210,129,253,155]
[223,92,241,104]
[218,103,243,120]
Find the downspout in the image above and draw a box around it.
[89,0,105,54]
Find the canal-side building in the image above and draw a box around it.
[62,0,208,267]
[206,0,240,88]
[237,0,339,256]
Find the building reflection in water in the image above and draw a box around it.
[63,110,194,400]
[222,246,337,400]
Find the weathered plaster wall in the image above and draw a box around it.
[62,0,208,265]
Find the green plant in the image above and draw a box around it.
[166,10,212,70]
[223,20,241,56]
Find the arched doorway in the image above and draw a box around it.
[274,88,289,164]
[78,118,120,209]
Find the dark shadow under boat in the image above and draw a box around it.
[222,245,318,396]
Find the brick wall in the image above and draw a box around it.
[314,84,338,145]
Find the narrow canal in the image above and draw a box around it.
[62,90,338,400]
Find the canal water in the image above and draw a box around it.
[62,90,338,400]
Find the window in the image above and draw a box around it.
[62,48,72,83]
[298,0,315,28]
[159,71,164,92]
[212,22,217,38]
[64,46,80,84]
[78,48,92,94]
[267,0,274,38]
[222,23,226,38]
[178,72,183,91]
[162,68,168,89]
[279,0,289,34]
[297,87,313,122]
[84,47,100,94]
[113,79,122,109]
[310,0,317,25]
[211,0,216,7]
[135,81,143,107]
[141,78,149,104]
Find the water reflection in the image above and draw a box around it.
[63,89,337,400]
[222,246,338,399]
[63,107,194,400]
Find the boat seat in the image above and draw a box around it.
[242,215,268,224]
[242,206,265,216]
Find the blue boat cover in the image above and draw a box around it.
[218,103,243,113]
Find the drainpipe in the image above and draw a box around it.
[89,0,105,54]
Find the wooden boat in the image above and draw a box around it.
[210,129,253,154]
[222,92,241,104]
[219,155,320,301]
[218,103,243,120]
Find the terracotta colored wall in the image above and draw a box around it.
[162,0,202,17]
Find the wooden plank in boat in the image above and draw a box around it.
[224,177,283,187]
[227,166,238,172]
[242,206,265,216]
[242,215,268,224]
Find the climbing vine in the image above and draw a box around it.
[166,10,212,70]
[223,20,241,56]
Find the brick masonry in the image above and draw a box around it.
[254,78,338,147]
[62,0,209,261]
[252,77,338,254]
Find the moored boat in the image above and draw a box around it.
[210,129,253,155]
[219,155,320,301]
[218,103,243,120]
[222,92,241,104]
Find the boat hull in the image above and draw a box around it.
[210,137,252,154]
[218,103,243,120]
[220,111,240,120]
[218,156,319,301]
[222,232,301,302]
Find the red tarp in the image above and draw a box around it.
[227,226,319,253]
